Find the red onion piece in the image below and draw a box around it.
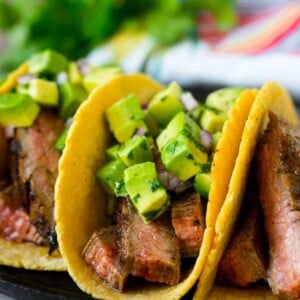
[77,59,92,76]
[4,127,15,139]
[158,170,169,188]
[133,127,147,136]
[180,92,198,111]
[17,74,36,85]
[199,129,212,152]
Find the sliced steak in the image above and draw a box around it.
[0,186,43,244]
[117,198,180,285]
[13,111,64,249]
[171,192,205,257]
[256,112,300,299]
[217,195,266,287]
[83,226,128,291]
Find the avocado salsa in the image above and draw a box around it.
[97,82,244,223]
[0,49,121,149]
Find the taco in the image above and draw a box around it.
[55,72,264,299]
[0,49,120,270]
[201,82,299,300]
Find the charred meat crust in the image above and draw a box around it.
[83,226,128,291]
[256,112,300,299]
[117,198,181,286]
[171,192,205,258]
[10,111,64,249]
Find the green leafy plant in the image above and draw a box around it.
[0,0,236,73]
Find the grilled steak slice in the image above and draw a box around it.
[256,112,300,299]
[0,186,43,244]
[83,226,128,291]
[171,192,205,257]
[217,195,266,287]
[14,111,64,248]
[117,198,180,285]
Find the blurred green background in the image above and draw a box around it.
[0,0,236,75]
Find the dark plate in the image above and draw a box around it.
[0,265,90,300]
[0,265,196,299]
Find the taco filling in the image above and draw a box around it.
[0,49,121,269]
[78,81,246,291]
[216,111,300,299]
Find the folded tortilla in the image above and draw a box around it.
[0,64,66,271]
[55,73,263,299]
[195,82,298,300]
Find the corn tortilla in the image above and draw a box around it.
[0,61,66,271]
[55,74,260,299]
[193,82,299,300]
[0,237,65,270]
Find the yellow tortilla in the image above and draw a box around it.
[0,237,65,270]
[193,82,299,300]
[0,62,29,95]
[0,62,67,270]
[55,74,259,299]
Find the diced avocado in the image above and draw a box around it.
[156,111,201,150]
[114,120,149,143]
[199,108,227,134]
[58,82,87,119]
[28,49,69,76]
[96,159,127,197]
[68,62,83,85]
[206,87,244,113]
[118,135,153,166]
[26,78,59,106]
[124,162,169,223]
[105,144,121,161]
[161,134,208,181]
[188,103,205,122]
[144,110,161,137]
[55,124,71,152]
[106,94,144,133]
[194,172,211,198]
[83,66,121,92]
[0,93,40,127]
[147,81,184,127]
[212,131,222,151]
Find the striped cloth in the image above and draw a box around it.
[87,0,300,101]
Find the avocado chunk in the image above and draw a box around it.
[114,120,149,143]
[59,82,87,119]
[212,131,222,151]
[28,49,69,76]
[83,66,121,92]
[27,78,59,106]
[118,135,153,166]
[106,94,145,142]
[144,109,161,137]
[194,172,211,198]
[124,162,169,223]
[147,81,184,128]
[96,159,127,197]
[156,111,201,150]
[68,62,83,85]
[188,103,205,122]
[0,93,40,127]
[161,134,208,181]
[55,123,71,152]
[206,87,244,113]
[199,108,227,134]
[105,144,121,161]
